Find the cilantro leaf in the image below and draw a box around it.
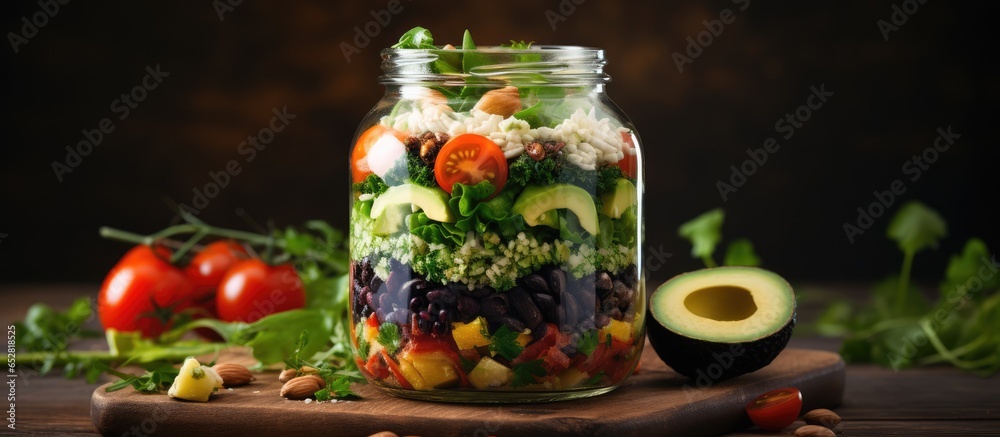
[377,323,402,356]
[940,238,1000,299]
[314,374,361,401]
[511,359,546,387]
[678,208,724,267]
[577,330,600,357]
[888,201,947,255]
[887,202,947,313]
[723,238,762,267]
[489,325,524,361]
[392,27,435,49]
[582,370,606,387]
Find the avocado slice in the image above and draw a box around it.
[647,266,796,381]
[600,179,638,219]
[370,183,456,223]
[371,203,410,235]
[511,184,599,235]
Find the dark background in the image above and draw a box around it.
[1,0,997,286]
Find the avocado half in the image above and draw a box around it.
[647,266,796,381]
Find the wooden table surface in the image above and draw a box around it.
[2,285,998,436]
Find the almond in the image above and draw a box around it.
[299,366,320,375]
[803,409,841,429]
[794,424,836,437]
[212,363,254,387]
[278,368,298,383]
[280,374,325,400]
[473,86,522,118]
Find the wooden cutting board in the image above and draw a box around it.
[91,343,844,437]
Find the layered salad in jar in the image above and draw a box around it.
[349,29,642,399]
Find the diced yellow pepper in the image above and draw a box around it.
[516,331,533,347]
[405,351,459,389]
[601,319,633,343]
[397,357,429,391]
[468,357,513,389]
[556,367,590,389]
[451,317,491,350]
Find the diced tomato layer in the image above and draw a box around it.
[513,323,559,365]
[365,353,391,380]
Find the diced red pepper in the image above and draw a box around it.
[364,353,391,380]
[381,349,413,390]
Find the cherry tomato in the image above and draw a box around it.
[185,240,248,293]
[745,387,803,431]
[433,133,508,195]
[216,259,306,323]
[98,245,198,338]
[614,131,638,179]
[351,125,406,183]
[184,240,247,340]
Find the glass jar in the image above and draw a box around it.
[348,45,644,403]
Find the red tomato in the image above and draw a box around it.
[98,245,198,338]
[351,125,406,183]
[185,240,247,294]
[433,134,508,195]
[512,323,558,365]
[614,131,638,179]
[216,259,306,323]
[185,241,248,341]
[745,387,803,431]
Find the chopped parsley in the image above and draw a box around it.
[511,359,546,387]
[488,325,524,361]
[383,154,436,188]
[353,174,389,196]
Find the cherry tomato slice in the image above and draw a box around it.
[98,245,198,338]
[433,133,508,195]
[614,131,638,179]
[351,125,406,183]
[216,259,306,323]
[745,387,803,431]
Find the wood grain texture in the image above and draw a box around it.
[91,347,844,437]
